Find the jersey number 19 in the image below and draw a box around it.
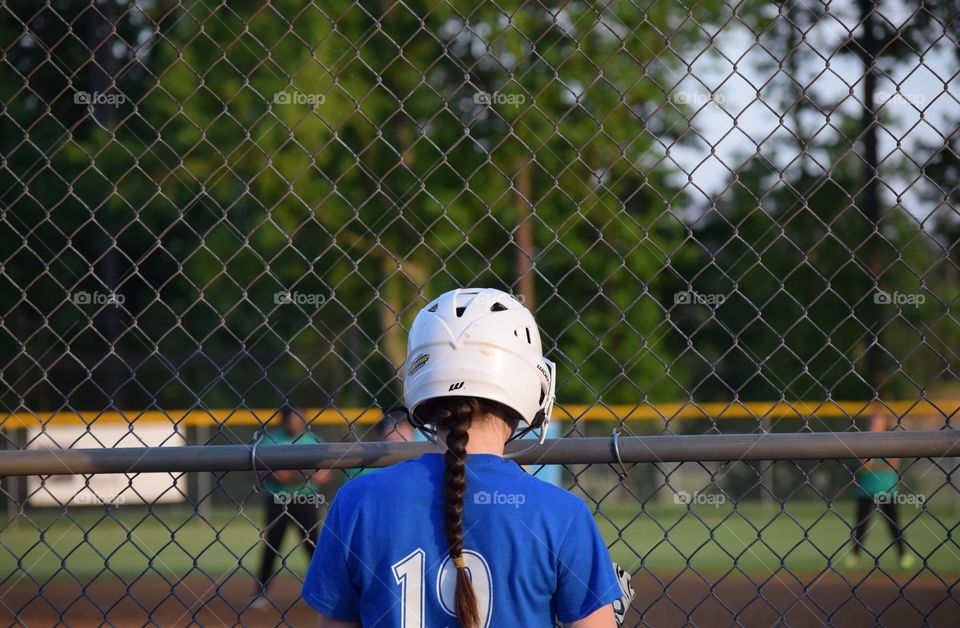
[392,548,493,628]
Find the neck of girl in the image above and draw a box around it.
[435,415,512,456]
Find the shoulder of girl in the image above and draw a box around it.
[341,458,416,491]
[522,476,589,509]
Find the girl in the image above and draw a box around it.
[250,406,330,608]
[844,412,915,569]
[302,288,623,627]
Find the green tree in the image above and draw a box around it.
[672,0,953,409]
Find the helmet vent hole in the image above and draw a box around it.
[525,328,532,344]
[490,302,508,312]
[455,306,467,317]
[427,303,438,312]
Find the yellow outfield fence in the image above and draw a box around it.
[4,399,958,430]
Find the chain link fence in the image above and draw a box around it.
[1,0,959,625]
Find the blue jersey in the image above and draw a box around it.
[302,453,619,626]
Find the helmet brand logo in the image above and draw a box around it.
[408,353,430,375]
[448,381,465,391]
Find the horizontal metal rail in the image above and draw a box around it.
[1,430,958,476]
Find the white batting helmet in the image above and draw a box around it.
[402,288,556,443]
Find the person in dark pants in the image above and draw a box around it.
[844,412,915,570]
[250,406,331,608]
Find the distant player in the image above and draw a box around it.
[302,288,630,627]
[250,405,331,608]
[844,412,915,570]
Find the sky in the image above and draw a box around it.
[664,1,956,221]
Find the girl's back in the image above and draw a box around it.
[303,453,618,626]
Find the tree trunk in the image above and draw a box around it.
[98,246,125,408]
[377,251,407,396]
[84,0,125,409]
[514,156,536,310]
[83,0,120,129]
[857,0,884,399]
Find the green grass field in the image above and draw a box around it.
[2,501,957,585]
[598,501,960,577]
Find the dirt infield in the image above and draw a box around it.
[1,571,956,626]
[630,571,958,626]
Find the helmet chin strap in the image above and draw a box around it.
[503,407,549,458]
[504,357,556,459]
[506,424,537,443]
[502,429,545,459]
[393,394,554,456]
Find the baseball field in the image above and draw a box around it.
[2,500,957,625]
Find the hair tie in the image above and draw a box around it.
[453,556,466,569]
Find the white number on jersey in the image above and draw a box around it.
[391,548,492,628]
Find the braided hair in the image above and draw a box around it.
[413,396,521,628]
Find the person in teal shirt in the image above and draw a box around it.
[250,406,331,608]
[845,413,915,570]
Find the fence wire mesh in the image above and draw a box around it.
[1,0,959,625]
